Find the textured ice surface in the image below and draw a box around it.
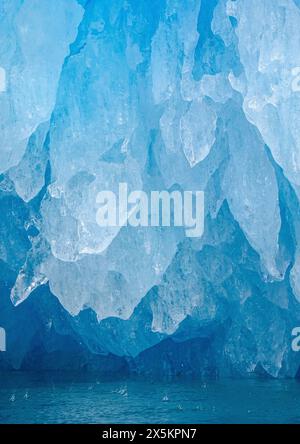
[1,0,300,377]
[0,0,83,174]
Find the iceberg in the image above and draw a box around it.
[1,0,300,378]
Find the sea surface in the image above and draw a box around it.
[0,372,299,424]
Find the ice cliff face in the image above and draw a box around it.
[1,0,300,378]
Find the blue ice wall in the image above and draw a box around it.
[1,0,300,378]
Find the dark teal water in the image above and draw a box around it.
[0,373,300,424]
